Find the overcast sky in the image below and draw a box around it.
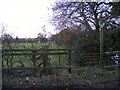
[0,0,56,38]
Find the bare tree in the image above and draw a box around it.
[52,2,120,31]
[1,25,13,67]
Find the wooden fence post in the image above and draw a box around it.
[32,51,37,67]
[68,50,71,74]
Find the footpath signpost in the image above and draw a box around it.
[99,18,104,67]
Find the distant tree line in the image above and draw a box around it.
[1,34,48,43]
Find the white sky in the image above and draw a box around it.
[0,0,56,38]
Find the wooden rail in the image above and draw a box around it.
[105,51,120,55]
[2,66,71,70]
[103,65,120,70]
[82,53,100,65]
[3,52,68,56]
[2,49,72,52]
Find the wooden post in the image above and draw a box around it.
[99,18,104,67]
[83,53,85,69]
[2,55,4,67]
[68,50,71,74]
[100,28,103,67]
[59,54,61,65]
[32,51,37,67]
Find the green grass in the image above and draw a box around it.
[2,42,63,49]
[71,66,119,83]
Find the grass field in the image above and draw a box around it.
[3,42,63,49]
